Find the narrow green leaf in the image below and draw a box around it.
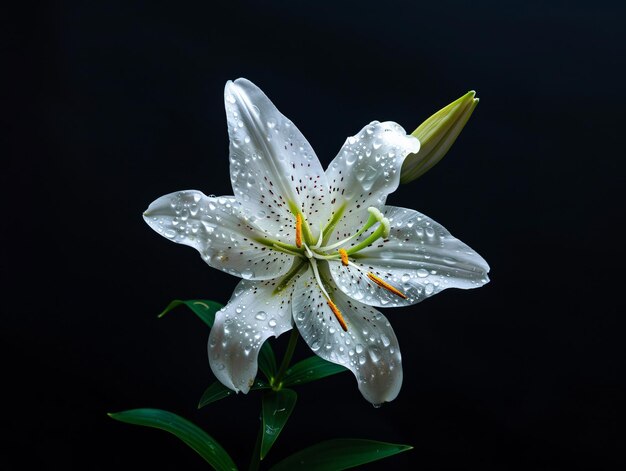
[197,381,235,408]
[198,380,270,409]
[282,356,347,387]
[269,439,412,471]
[258,341,277,380]
[260,389,297,460]
[108,408,237,471]
[158,299,224,328]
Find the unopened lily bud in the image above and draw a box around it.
[400,91,479,184]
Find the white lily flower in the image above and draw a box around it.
[143,78,490,405]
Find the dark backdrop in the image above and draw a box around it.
[6,1,625,469]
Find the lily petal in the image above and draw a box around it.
[208,278,294,393]
[143,190,295,280]
[329,206,490,307]
[225,78,331,241]
[292,269,403,404]
[324,121,419,244]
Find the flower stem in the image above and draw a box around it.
[248,414,263,471]
[273,328,299,389]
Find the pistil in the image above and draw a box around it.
[321,207,386,252]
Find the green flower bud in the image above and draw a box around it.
[400,90,479,184]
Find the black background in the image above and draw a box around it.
[6,1,626,469]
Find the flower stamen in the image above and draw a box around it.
[339,248,349,266]
[367,272,407,299]
[309,255,349,331]
[327,299,348,331]
[295,213,303,248]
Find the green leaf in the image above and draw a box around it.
[108,408,237,470]
[198,380,270,409]
[282,356,347,387]
[260,389,297,460]
[258,341,277,380]
[197,381,235,408]
[269,439,412,471]
[158,299,224,328]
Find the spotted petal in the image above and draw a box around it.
[208,278,295,393]
[291,268,402,404]
[323,121,419,245]
[143,190,294,280]
[329,206,490,307]
[225,78,331,242]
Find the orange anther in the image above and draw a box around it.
[339,249,349,266]
[327,299,348,331]
[367,272,407,299]
[295,214,302,248]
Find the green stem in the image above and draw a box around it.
[248,414,264,471]
[273,329,300,389]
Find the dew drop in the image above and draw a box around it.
[268,318,277,327]
[417,269,429,278]
[369,347,381,362]
[255,311,267,321]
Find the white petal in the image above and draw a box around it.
[208,278,294,393]
[143,190,294,280]
[329,206,490,307]
[324,121,419,244]
[292,268,403,404]
[225,78,331,240]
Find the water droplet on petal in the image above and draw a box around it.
[369,347,381,362]
[255,311,267,321]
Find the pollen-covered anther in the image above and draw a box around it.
[367,272,407,299]
[295,213,302,248]
[327,299,348,331]
[339,248,349,266]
